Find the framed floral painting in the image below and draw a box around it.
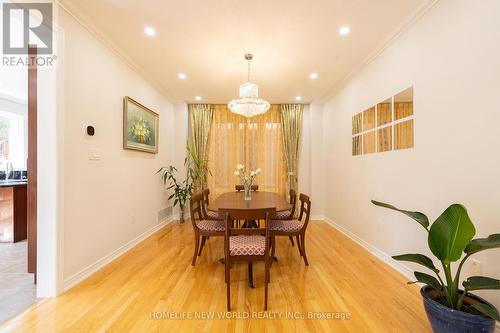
[123,96,159,153]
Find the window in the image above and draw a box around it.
[207,105,287,198]
[0,110,26,170]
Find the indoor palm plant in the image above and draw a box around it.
[157,145,208,223]
[372,200,500,333]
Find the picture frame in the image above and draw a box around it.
[123,96,159,154]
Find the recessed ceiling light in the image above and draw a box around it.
[178,72,187,80]
[309,72,318,80]
[195,96,202,101]
[339,26,350,36]
[295,96,302,101]
[144,26,156,37]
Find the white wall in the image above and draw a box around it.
[321,0,500,309]
[298,105,310,197]
[299,104,324,216]
[172,102,189,219]
[59,8,175,287]
[308,102,324,216]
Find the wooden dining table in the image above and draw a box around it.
[208,191,291,288]
[208,191,291,212]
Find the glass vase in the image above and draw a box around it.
[244,185,252,200]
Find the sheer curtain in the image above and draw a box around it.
[206,105,287,199]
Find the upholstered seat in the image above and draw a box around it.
[206,210,219,219]
[229,235,265,256]
[197,219,225,232]
[270,219,302,232]
[275,210,292,219]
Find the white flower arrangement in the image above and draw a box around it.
[234,164,261,195]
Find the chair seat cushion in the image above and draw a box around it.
[229,235,265,256]
[197,219,225,232]
[275,210,292,219]
[206,210,219,219]
[270,219,302,232]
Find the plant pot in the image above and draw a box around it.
[421,286,496,333]
[179,207,185,224]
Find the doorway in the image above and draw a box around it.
[0,45,38,324]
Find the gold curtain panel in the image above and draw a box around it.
[188,104,214,191]
[280,104,303,204]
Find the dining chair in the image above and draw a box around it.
[202,188,219,220]
[235,184,259,191]
[274,189,297,246]
[220,207,276,311]
[275,189,297,220]
[270,193,311,266]
[189,193,225,266]
[233,185,259,227]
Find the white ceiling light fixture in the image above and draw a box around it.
[144,26,156,37]
[178,72,187,80]
[295,96,302,101]
[339,26,350,36]
[228,53,270,118]
[195,96,202,101]
[309,72,318,79]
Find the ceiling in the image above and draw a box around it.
[58,0,432,104]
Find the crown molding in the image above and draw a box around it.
[54,0,179,105]
[318,0,441,104]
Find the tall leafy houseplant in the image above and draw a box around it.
[372,201,500,330]
[157,145,209,223]
[186,145,210,193]
[157,165,192,223]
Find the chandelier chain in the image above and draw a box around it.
[247,59,251,82]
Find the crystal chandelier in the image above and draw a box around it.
[228,53,270,118]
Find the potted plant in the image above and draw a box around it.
[157,145,209,223]
[157,165,192,223]
[372,200,500,333]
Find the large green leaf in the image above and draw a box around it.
[465,234,500,255]
[392,253,438,272]
[470,302,500,321]
[371,200,429,229]
[428,204,475,263]
[463,276,500,291]
[408,271,442,290]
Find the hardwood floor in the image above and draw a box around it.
[0,220,431,332]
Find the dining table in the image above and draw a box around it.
[208,191,292,288]
[208,191,291,212]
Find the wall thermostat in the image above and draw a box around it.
[86,126,95,136]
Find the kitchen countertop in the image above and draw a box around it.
[0,180,28,188]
